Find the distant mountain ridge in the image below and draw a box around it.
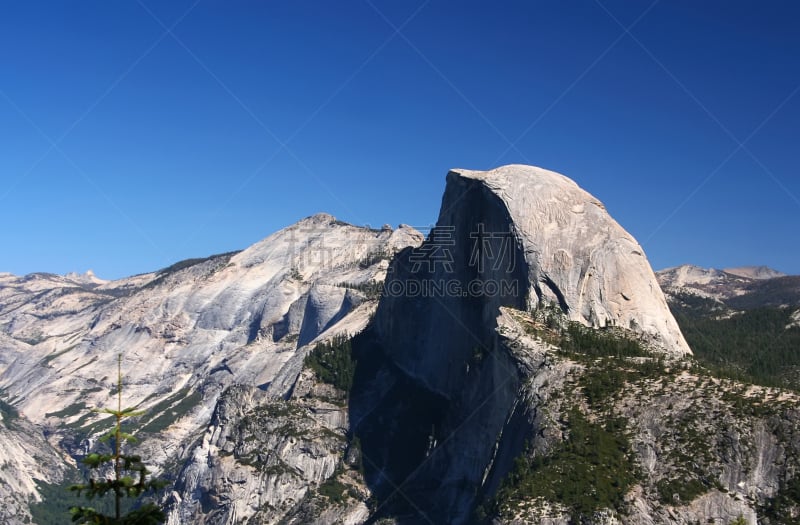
[723,265,787,280]
[656,264,799,307]
[656,263,800,393]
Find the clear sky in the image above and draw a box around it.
[1,1,799,279]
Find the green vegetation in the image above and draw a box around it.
[0,392,19,427]
[45,402,87,420]
[526,303,649,359]
[358,250,391,269]
[318,473,349,504]
[42,344,78,364]
[726,275,800,310]
[156,251,239,277]
[487,363,676,518]
[761,475,800,522]
[488,308,684,520]
[490,305,800,522]
[668,292,728,318]
[69,355,166,524]
[289,266,303,281]
[560,321,649,359]
[669,293,800,390]
[580,365,628,409]
[304,334,356,393]
[656,478,708,505]
[527,305,667,408]
[137,387,202,435]
[142,251,239,290]
[578,354,671,412]
[337,280,383,300]
[66,409,117,446]
[493,410,637,521]
[30,473,136,525]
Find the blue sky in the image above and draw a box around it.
[1,1,799,279]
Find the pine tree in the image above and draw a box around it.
[69,355,167,524]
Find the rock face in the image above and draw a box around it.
[353,165,693,523]
[487,307,800,525]
[165,374,369,525]
[0,214,421,425]
[0,412,69,525]
[449,166,690,355]
[0,214,422,524]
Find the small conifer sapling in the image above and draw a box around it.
[69,355,167,524]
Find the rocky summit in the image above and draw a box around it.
[1,165,798,525]
[447,166,690,354]
[0,215,423,524]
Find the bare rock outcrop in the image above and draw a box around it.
[450,165,690,355]
[360,165,692,523]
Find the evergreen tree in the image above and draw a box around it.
[69,355,166,524]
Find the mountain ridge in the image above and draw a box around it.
[656,263,800,307]
[0,166,798,524]
[0,214,423,524]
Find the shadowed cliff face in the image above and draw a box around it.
[351,173,533,524]
[375,171,530,395]
[351,165,694,523]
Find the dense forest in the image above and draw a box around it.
[668,292,800,390]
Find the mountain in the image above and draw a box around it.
[0,214,423,524]
[345,166,798,524]
[351,165,689,522]
[656,264,800,392]
[1,165,798,524]
[724,266,787,280]
[657,264,799,306]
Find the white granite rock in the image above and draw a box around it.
[451,165,691,355]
